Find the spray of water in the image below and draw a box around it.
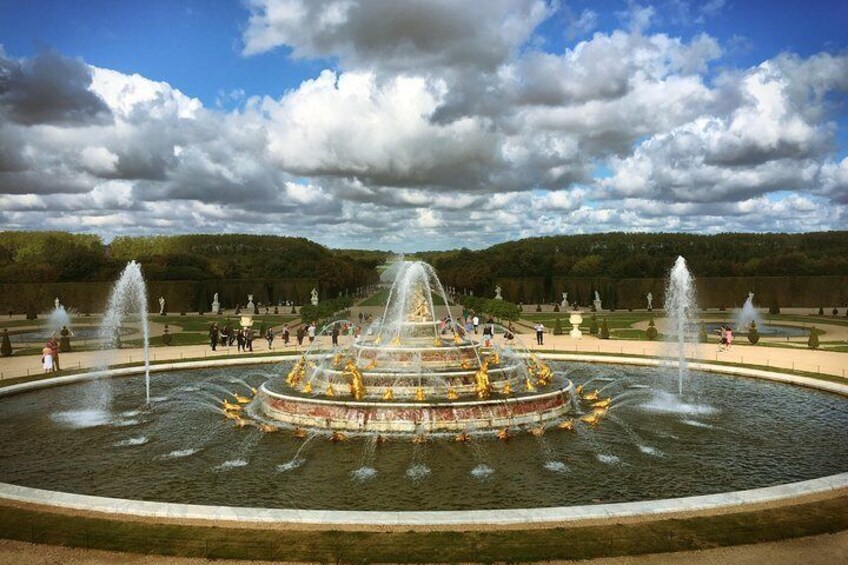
[47,305,72,337]
[663,256,698,396]
[99,261,150,404]
[734,293,762,332]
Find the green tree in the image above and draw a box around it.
[553,318,562,335]
[0,330,11,357]
[483,299,520,322]
[589,315,599,335]
[599,318,609,339]
[747,321,760,345]
[807,327,819,349]
[646,318,658,340]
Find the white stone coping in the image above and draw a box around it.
[0,352,846,527]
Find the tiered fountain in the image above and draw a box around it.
[257,261,575,434]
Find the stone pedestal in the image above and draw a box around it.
[569,312,583,339]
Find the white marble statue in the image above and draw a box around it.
[311,288,319,306]
[593,291,602,311]
[646,292,653,310]
[158,296,165,315]
[247,294,256,314]
[211,292,220,314]
[560,292,568,308]
[54,297,60,310]
[494,285,503,300]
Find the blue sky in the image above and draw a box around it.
[0,1,846,249]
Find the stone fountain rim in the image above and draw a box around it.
[0,353,846,527]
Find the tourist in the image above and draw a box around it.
[282,324,290,346]
[534,321,545,346]
[41,343,53,373]
[227,324,236,347]
[219,325,229,348]
[331,324,340,346]
[308,322,316,343]
[246,328,254,352]
[48,338,60,371]
[725,327,733,350]
[482,319,494,347]
[718,325,728,351]
[503,322,515,344]
[296,326,305,346]
[209,323,219,351]
[266,327,274,349]
[236,329,245,352]
[472,314,480,334]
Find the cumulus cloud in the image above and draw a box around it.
[0,3,846,249]
[0,49,111,126]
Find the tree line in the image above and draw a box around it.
[418,231,848,297]
[0,232,383,296]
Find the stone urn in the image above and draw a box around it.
[569,311,583,339]
[240,315,254,330]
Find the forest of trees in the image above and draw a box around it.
[0,232,383,296]
[418,232,848,297]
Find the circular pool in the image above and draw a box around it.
[704,322,810,338]
[0,361,845,512]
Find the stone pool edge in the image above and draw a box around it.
[0,354,846,528]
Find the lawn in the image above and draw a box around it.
[357,288,447,307]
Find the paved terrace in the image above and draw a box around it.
[1,331,846,381]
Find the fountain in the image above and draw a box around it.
[735,292,762,331]
[257,261,575,434]
[99,261,151,404]
[664,256,697,396]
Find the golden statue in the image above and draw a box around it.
[433,337,443,347]
[497,427,511,441]
[286,357,306,387]
[501,382,512,396]
[557,419,574,431]
[488,351,500,366]
[332,352,344,368]
[447,388,459,400]
[576,384,583,395]
[326,384,335,396]
[580,411,604,426]
[453,333,463,345]
[529,426,545,437]
[410,287,431,319]
[374,335,382,345]
[536,362,553,386]
[302,382,313,394]
[524,376,536,392]
[582,389,600,401]
[344,360,366,400]
[591,398,611,409]
[365,358,378,369]
[258,423,278,433]
[391,334,401,346]
[330,431,347,442]
[455,431,471,443]
[412,434,427,444]
[382,388,394,400]
[474,362,491,399]
[292,427,307,439]
[460,359,471,369]
[415,387,426,401]
[222,400,242,412]
[234,393,252,404]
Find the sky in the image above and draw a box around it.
[0,0,846,251]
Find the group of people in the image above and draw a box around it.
[717,325,734,351]
[207,320,331,352]
[41,337,60,373]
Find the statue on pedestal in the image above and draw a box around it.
[646,292,653,311]
[494,285,503,300]
[211,292,220,314]
[158,297,166,316]
[311,288,319,306]
[53,297,60,310]
[593,291,602,312]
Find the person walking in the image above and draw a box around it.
[307,322,316,344]
[296,326,305,346]
[282,324,290,346]
[49,338,60,371]
[266,327,274,350]
[246,328,254,352]
[482,319,494,347]
[209,323,219,352]
[331,324,339,347]
[472,315,480,334]
[236,328,245,352]
[534,322,545,346]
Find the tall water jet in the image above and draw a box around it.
[664,256,697,395]
[99,261,151,404]
[734,292,762,332]
[47,305,72,337]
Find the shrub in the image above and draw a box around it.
[553,318,562,335]
[589,315,599,335]
[291,305,297,314]
[535,304,542,312]
[808,327,819,349]
[553,303,560,312]
[25,304,37,320]
[599,319,609,339]
[768,300,780,315]
[833,308,839,316]
[162,325,172,346]
[747,321,760,345]
[699,324,708,343]
[646,318,658,340]
[0,331,11,357]
[818,306,824,315]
